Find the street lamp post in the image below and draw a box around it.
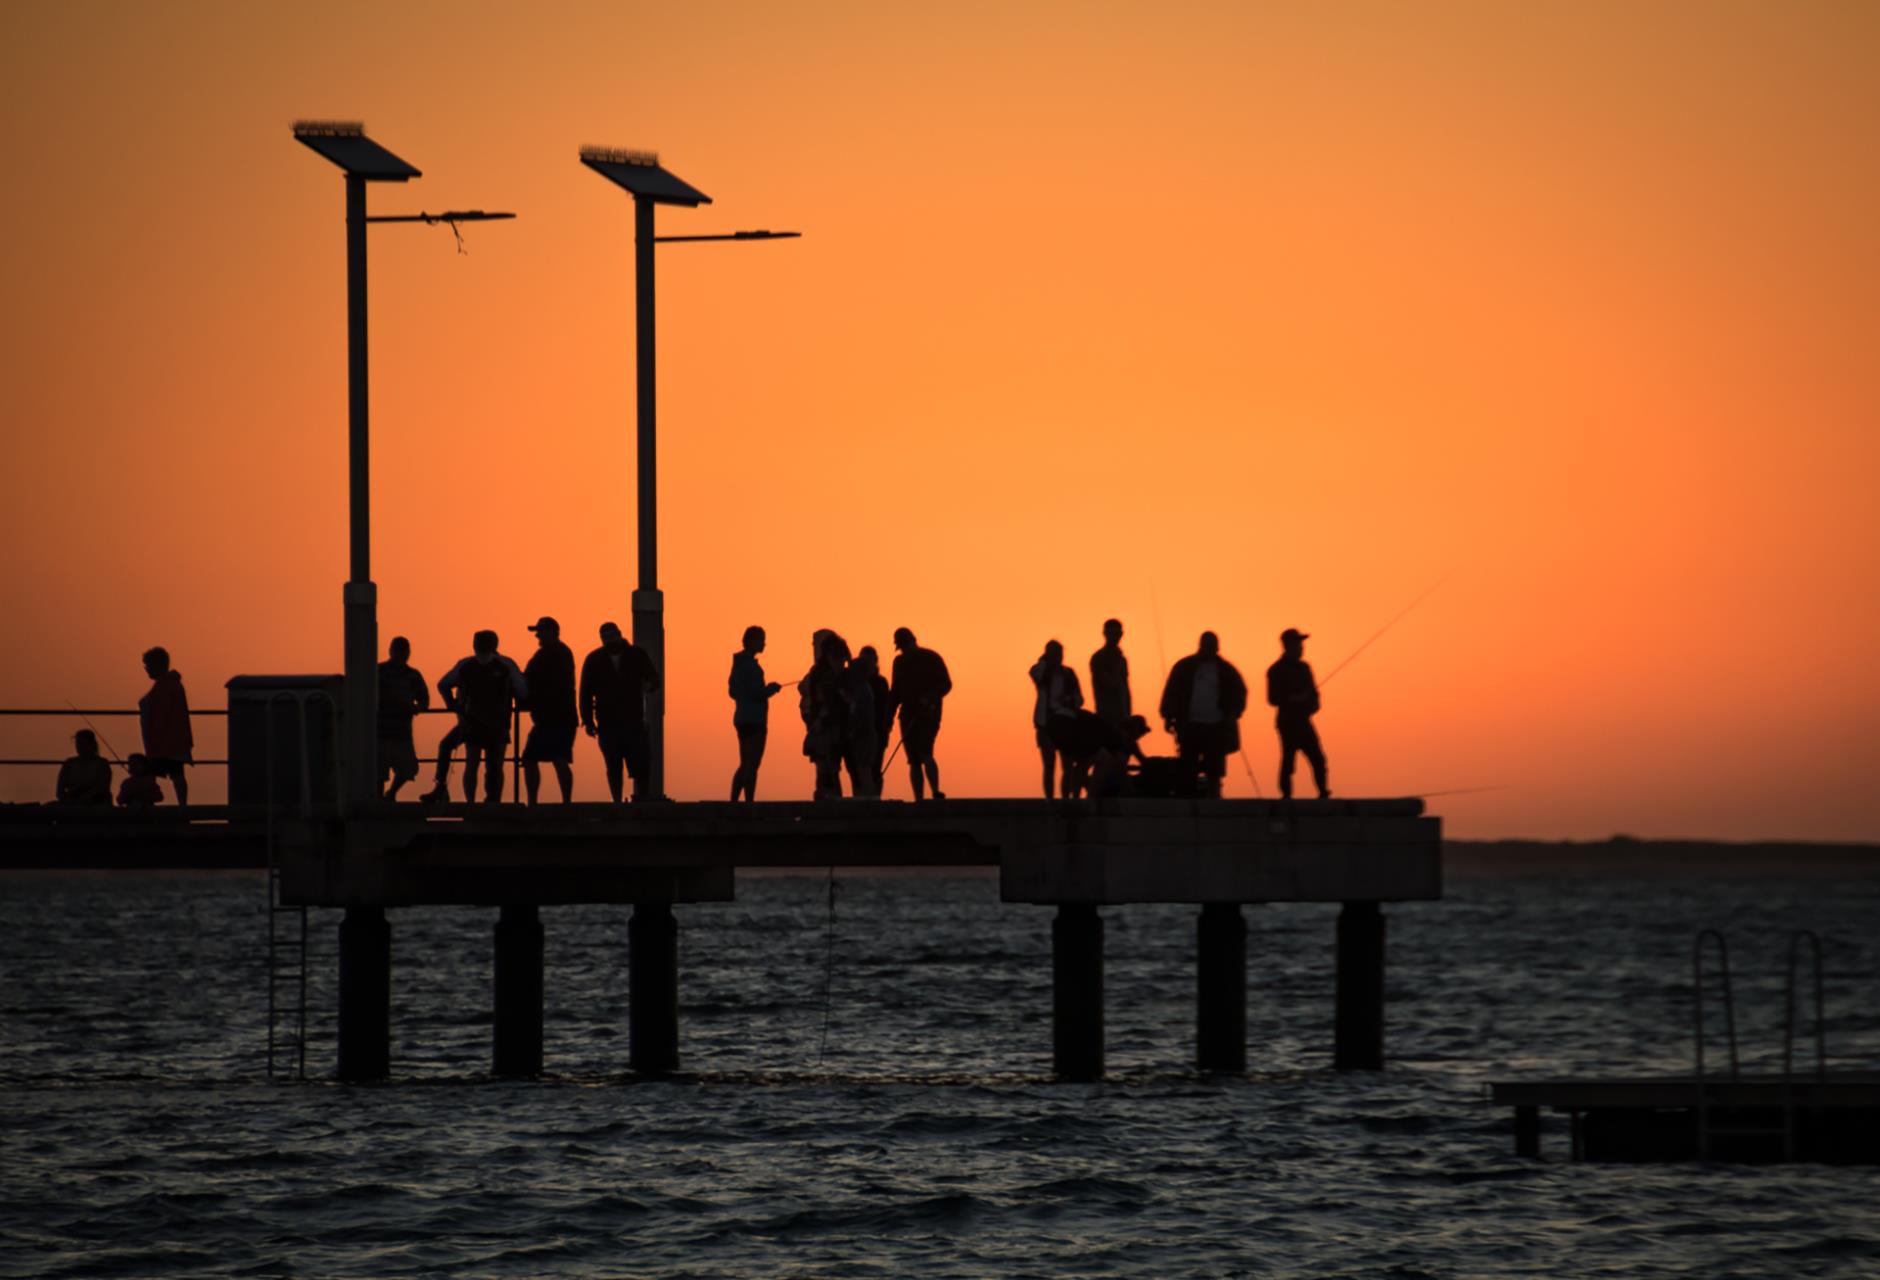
[295,121,514,807]
[580,147,798,800]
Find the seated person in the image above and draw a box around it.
[56,730,114,805]
[117,753,163,807]
[1049,712,1150,799]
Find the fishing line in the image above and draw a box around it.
[817,866,839,1065]
[1316,574,1450,690]
[67,701,127,765]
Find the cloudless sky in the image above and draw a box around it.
[1,1,1876,839]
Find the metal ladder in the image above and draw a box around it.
[1692,928,1829,1160]
[264,693,318,1081]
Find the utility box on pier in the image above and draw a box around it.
[226,675,343,808]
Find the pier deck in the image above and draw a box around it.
[4,797,1440,1082]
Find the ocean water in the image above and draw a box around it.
[2,868,1876,1278]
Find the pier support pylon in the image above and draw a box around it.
[1334,900,1386,1071]
[1052,903,1104,1081]
[1196,903,1247,1074]
[628,902,679,1076]
[337,906,390,1081]
[493,904,544,1077]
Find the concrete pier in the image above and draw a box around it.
[1195,903,1247,1073]
[1334,900,1386,1071]
[1052,904,1104,1080]
[337,906,390,1081]
[492,904,544,1077]
[628,902,679,1076]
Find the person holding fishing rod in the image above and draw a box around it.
[728,625,782,802]
[1266,628,1330,800]
[55,729,113,805]
[887,627,952,801]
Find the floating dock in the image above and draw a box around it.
[1490,1074,1880,1163]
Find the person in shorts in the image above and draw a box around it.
[580,621,659,803]
[138,646,192,806]
[521,616,578,805]
[378,636,429,799]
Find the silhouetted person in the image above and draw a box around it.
[378,636,429,800]
[56,729,113,805]
[138,646,192,806]
[521,616,578,805]
[1029,640,1085,798]
[843,646,883,798]
[581,621,659,803]
[728,625,781,802]
[887,627,952,801]
[118,753,162,807]
[857,645,893,794]
[1052,712,1151,799]
[800,630,850,800]
[1089,618,1133,728]
[1158,631,1247,798]
[427,630,527,804]
[1267,628,1330,799]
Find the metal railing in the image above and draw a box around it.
[0,705,528,802]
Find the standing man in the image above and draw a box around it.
[1089,618,1133,729]
[1267,628,1330,800]
[1158,631,1248,798]
[728,625,781,802]
[886,626,952,801]
[138,646,192,807]
[378,636,429,800]
[522,617,578,805]
[581,620,660,803]
[429,630,528,804]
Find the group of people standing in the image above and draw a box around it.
[55,646,194,807]
[728,626,953,802]
[1029,622,1331,800]
[55,620,1331,807]
[377,617,659,805]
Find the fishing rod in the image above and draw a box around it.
[1316,574,1449,690]
[67,701,127,766]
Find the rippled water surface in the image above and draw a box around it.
[3,868,1877,1277]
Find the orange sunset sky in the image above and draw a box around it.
[2,1,1876,839]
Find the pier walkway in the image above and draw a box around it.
[2,796,1440,1083]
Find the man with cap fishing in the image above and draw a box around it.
[1267,628,1330,800]
[521,616,578,805]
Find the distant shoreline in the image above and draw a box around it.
[1445,838,1880,875]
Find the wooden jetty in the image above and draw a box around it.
[1,796,1440,1082]
[1490,1074,1880,1163]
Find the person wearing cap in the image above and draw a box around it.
[378,636,429,800]
[728,625,782,801]
[522,616,578,805]
[1267,628,1330,800]
[56,729,114,805]
[886,627,952,801]
[425,630,528,804]
[580,621,660,803]
[1158,631,1248,798]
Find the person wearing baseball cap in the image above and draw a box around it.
[522,617,578,804]
[1266,628,1330,799]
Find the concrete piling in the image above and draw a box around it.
[1052,903,1104,1081]
[1196,902,1247,1074]
[492,904,544,1077]
[337,906,391,1081]
[1334,900,1386,1071]
[628,902,679,1076]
